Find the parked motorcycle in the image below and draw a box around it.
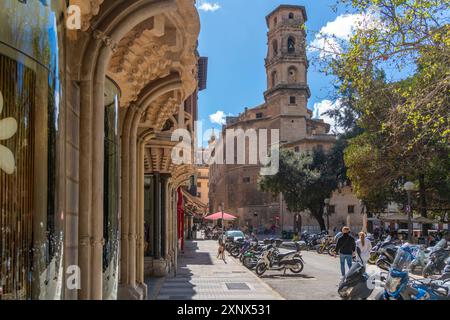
[368,236,394,265]
[338,247,377,300]
[375,239,399,271]
[423,247,450,278]
[255,245,304,277]
[376,244,450,300]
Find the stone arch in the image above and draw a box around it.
[74,0,197,300]
[287,36,295,53]
[120,73,182,297]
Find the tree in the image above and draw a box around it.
[258,148,339,231]
[318,0,450,233]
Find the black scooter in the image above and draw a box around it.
[338,247,378,300]
[423,248,450,278]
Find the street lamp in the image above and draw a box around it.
[360,200,368,233]
[220,202,224,232]
[404,181,416,242]
[324,198,330,234]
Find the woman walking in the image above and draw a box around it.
[356,232,372,265]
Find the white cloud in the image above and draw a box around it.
[312,99,344,134]
[197,0,221,12]
[308,10,382,59]
[209,110,230,125]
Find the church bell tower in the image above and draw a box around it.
[264,5,310,109]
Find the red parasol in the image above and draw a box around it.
[204,212,237,220]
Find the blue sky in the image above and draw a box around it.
[195,0,373,145]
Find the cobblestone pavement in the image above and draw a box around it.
[254,250,384,300]
[148,240,284,300]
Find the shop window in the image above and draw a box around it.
[0,0,65,299]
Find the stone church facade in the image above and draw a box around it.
[208,5,363,233]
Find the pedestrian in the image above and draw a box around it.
[373,227,380,240]
[334,226,356,278]
[355,232,372,265]
[217,233,226,262]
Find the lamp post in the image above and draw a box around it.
[221,202,224,232]
[404,181,415,242]
[324,198,330,234]
[361,200,368,233]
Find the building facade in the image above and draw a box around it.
[0,0,203,300]
[208,5,363,233]
[195,164,209,209]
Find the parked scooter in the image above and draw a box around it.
[375,238,399,271]
[255,244,304,277]
[423,247,450,278]
[376,244,450,300]
[338,247,377,300]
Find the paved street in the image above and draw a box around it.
[147,240,385,300]
[147,240,284,300]
[255,249,383,300]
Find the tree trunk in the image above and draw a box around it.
[312,206,326,231]
[294,213,302,233]
[315,214,326,231]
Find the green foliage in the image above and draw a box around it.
[258,148,339,230]
[327,0,450,218]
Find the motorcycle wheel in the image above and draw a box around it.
[239,254,245,263]
[316,246,323,254]
[289,259,304,274]
[376,259,390,271]
[328,245,336,256]
[255,263,267,276]
[422,263,434,278]
[230,247,240,258]
[243,257,255,270]
[368,253,378,265]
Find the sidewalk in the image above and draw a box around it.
[147,240,284,300]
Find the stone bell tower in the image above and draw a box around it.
[264,5,310,112]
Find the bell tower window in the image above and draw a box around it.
[289,12,294,19]
[288,66,297,83]
[271,71,277,87]
[272,40,278,56]
[289,96,296,105]
[288,37,295,53]
[274,17,278,27]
